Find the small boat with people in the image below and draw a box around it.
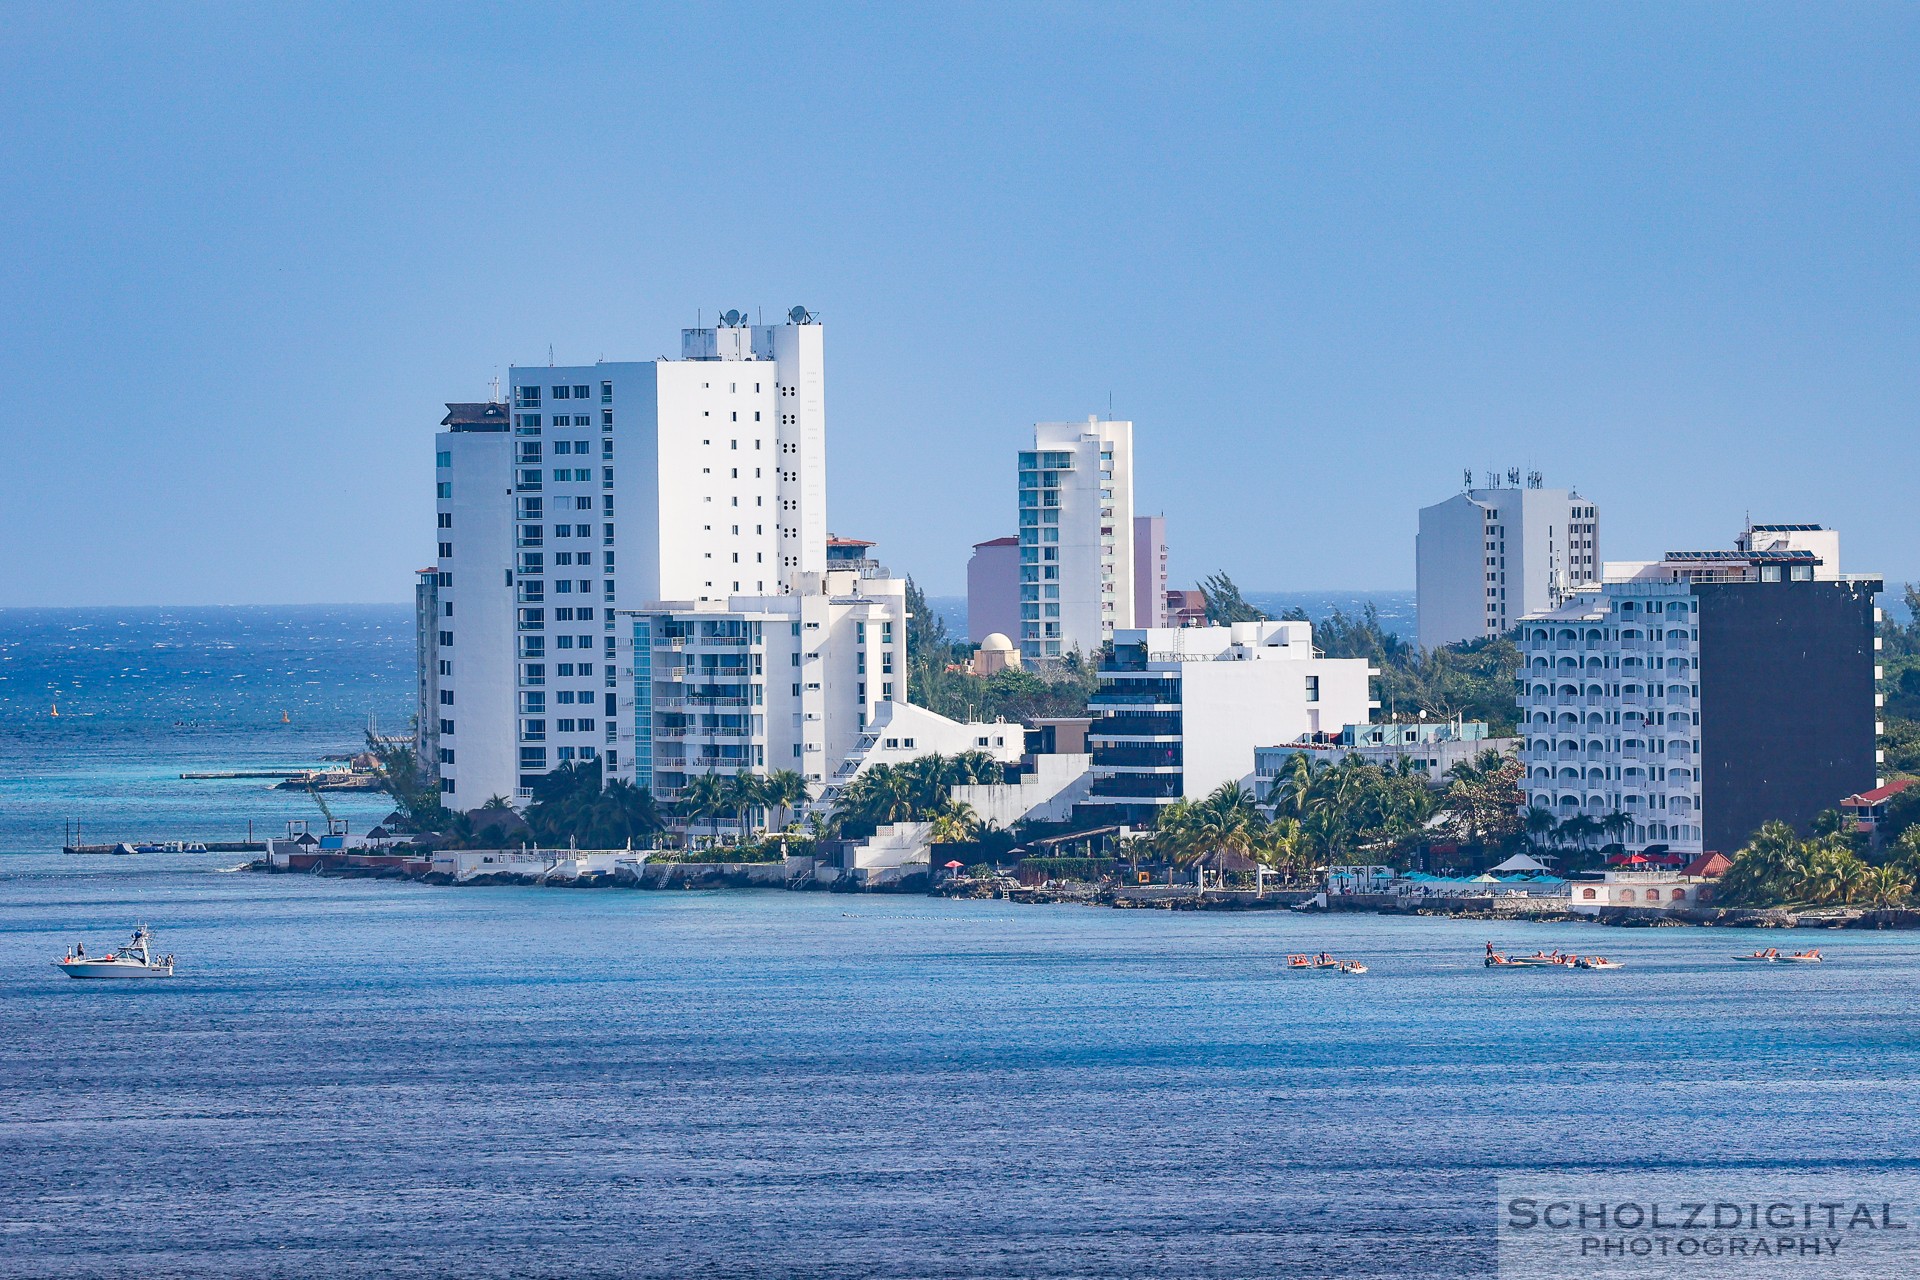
[52,926,175,979]
[1485,943,1622,970]
[1287,952,1364,973]
[1734,948,1783,963]
[1781,949,1824,963]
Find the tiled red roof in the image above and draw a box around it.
[1841,779,1915,808]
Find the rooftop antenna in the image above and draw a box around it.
[1463,468,1473,491]
[548,344,554,368]
[489,373,500,404]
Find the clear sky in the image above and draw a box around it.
[3,3,1915,605]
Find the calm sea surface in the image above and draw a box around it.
[3,606,1917,1278]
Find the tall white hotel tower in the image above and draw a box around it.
[1018,418,1135,662]
[430,309,827,804]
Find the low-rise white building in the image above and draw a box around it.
[617,569,907,801]
[1082,621,1378,827]
[1567,871,1715,912]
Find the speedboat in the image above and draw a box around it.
[1336,962,1368,974]
[1577,958,1624,970]
[52,927,175,979]
[1781,950,1824,963]
[1733,949,1780,963]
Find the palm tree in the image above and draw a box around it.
[760,769,811,834]
[724,772,765,845]
[678,771,726,846]
[1863,864,1913,910]
[1525,806,1559,853]
[927,801,980,845]
[482,794,514,811]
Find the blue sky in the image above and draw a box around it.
[3,3,1915,604]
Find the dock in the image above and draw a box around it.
[64,842,266,855]
[179,770,314,780]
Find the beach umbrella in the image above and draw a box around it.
[944,860,965,869]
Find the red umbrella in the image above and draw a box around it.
[1623,854,1648,865]
[944,860,965,869]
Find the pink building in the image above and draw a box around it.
[967,536,1021,644]
[1133,515,1168,628]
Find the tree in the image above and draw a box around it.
[724,772,765,844]
[927,801,981,845]
[678,771,726,844]
[361,729,448,831]
[1863,864,1914,910]
[760,770,812,834]
[1198,572,1267,625]
[1440,749,1524,850]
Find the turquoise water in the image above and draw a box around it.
[5,605,1919,1277]
[0,607,413,852]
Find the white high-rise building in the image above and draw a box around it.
[431,310,829,804]
[1417,478,1600,650]
[1017,417,1135,661]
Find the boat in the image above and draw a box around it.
[1782,950,1824,963]
[1577,958,1624,970]
[52,927,175,979]
[1336,961,1368,974]
[1733,949,1781,963]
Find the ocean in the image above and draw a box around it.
[4,606,1917,1278]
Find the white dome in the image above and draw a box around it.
[980,633,1015,651]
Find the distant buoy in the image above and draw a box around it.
[50,702,59,717]
[281,709,290,724]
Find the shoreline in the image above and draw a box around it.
[250,858,1920,929]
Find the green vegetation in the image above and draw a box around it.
[1716,819,1917,909]
[1883,583,1920,776]
[522,760,664,848]
[829,751,1004,840]
[362,730,451,832]
[904,576,1100,722]
[1118,750,1524,881]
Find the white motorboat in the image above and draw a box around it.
[53,926,175,979]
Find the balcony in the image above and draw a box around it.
[1088,714,1182,739]
[1090,773,1183,799]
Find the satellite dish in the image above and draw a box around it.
[789,305,811,324]
[721,309,741,327]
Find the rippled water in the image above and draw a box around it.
[4,855,1918,1279]
[0,607,412,852]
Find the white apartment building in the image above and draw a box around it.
[620,570,905,799]
[429,309,828,803]
[1417,477,1600,649]
[1018,418,1135,661]
[1518,525,1881,856]
[1081,621,1378,827]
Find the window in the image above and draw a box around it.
[1305,676,1320,702]
[573,385,589,398]
[552,385,570,399]
[439,689,454,705]
[437,512,451,529]
[516,386,540,407]
[439,718,454,735]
